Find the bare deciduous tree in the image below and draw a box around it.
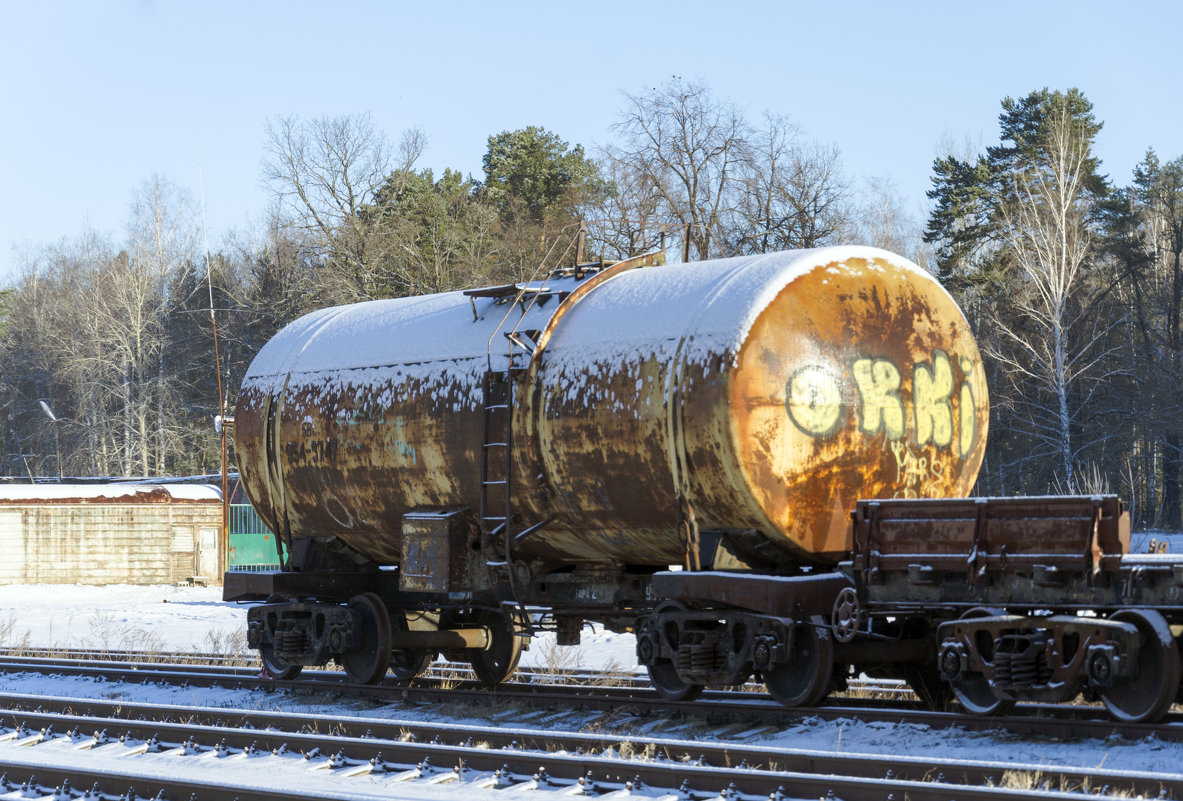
[594,80,848,262]
[604,79,750,261]
[990,100,1111,491]
[855,176,931,267]
[732,118,849,254]
[262,113,425,300]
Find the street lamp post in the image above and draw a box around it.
[38,401,62,481]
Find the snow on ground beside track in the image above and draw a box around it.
[0,583,640,669]
[0,583,247,653]
[0,583,1181,788]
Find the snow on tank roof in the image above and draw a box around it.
[245,272,589,380]
[539,246,935,362]
[244,246,933,382]
[0,484,222,503]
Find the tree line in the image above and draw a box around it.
[3,80,1179,528]
[926,88,1183,528]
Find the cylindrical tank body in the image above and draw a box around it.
[236,247,988,568]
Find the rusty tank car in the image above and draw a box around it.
[226,245,991,703]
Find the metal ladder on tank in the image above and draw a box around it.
[468,282,549,549]
[479,345,542,637]
[478,367,515,543]
[472,299,552,638]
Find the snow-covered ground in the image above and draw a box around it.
[0,583,640,670]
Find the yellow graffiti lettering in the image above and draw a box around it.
[914,350,953,448]
[958,357,976,457]
[785,365,843,436]
[852,358,904,440]
[959,381,975,457]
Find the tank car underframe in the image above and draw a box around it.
[845,494,1183,723]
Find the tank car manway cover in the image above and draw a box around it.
[235,246,986,569]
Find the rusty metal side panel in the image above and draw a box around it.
[234,386,283,543]
[852,495,1129,587]
[855,496,1127,556]
[527,351,685,563]
[262,366,487,565]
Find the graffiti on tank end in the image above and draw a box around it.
[785,365,843,437]
[913,349,954,449]
[785,350,980,461]
[958,356,976,458]
[851,358,905,439]
[890,439,948,498]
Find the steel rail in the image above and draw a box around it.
[0,704,1166,801]
[0,647,917,695]
[2,655,1180,744]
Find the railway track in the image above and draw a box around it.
[0,690,1172,800]
[0,646,923,706]
[2,650,1183,741]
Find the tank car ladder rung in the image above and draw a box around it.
[479,371,515,542]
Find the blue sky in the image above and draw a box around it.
[1,1,1179,280]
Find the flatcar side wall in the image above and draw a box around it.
[0,503,223,585]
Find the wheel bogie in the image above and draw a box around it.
[246,598,529,687]
[636,605,845,708]
[931,606,1183,723]
[242,582,1183,725]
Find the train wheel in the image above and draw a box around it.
[1100,609,1179,724]
[390,650,433,681]
[389,612,434,681]
[469,609,526,685]
[259,645,302,680]
[341,592,393,685]
[763,617,833,708]
[647,660,704,702]
[949,607,1012,716]
[950,672,1011,715]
